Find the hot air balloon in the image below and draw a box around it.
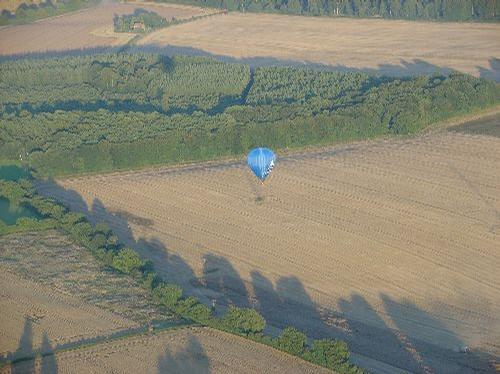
[247,147,276,182]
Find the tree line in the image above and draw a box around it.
[0,177,364,373]
[156,0,499,22]
[0,0,100,26]
[1,54,498,176]
[0,54,250,114]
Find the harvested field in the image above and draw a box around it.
[0,2,214,55]
[38,131,500,373]
[1,327,329,373]
[0,230,175,323]
[0,267,137,360]
[138,12,500,81]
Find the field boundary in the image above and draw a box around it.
[421,104,500,134]
[0,321,195,368]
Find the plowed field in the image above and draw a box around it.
[138,11,500,80]
[2,327,329,374]
[37,130,500,373]
[0,2,214,55]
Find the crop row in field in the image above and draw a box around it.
[37,130,500,373]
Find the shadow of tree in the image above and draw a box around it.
[202,254,250,310]
[33,179,497,374]
[381,293,496,374]
[478,58,500,82]
[250,271,325,337]
[157,335,210,374]
[6,317,58,374]
[338,293,427,373]
[11,317,35,374]
[40,332,58,374]
[1,44,498,82]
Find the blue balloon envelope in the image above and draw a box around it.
[247,147,276,182]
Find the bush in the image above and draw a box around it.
[94,222,111,236]
[152,283,183,308]
[304,339,350,371]
[278,327,307,356]
[112,248,144,275]
[141,270,161,290]
[0,179,30,203]
[93,247,116,267]
[222,306,266,335]
[106,234,120,250]
[90,232,107,250]
[174,296,198,314]
[184,302,213,323]
[69,221,94,246]
[60,212,85,227]
[0,219,7,234]
[15,216,39,228]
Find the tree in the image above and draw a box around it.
[152,283,183,308]
[278,327,307,356]
[304,339,350,370]
[388,0,401,17]
[112,247,144,274]
[222,306,266,335]
[442,0,472,20]
[401,0,418,19]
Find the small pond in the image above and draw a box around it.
[0,164,30,181]
[0,198,40,226]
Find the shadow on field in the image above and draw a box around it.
[3,318,58,373]
[2,44,499,82]
[10,318,35,374]
[157,335,210,374]
[34,179,497,374]
[478,58,500,82]
[379,294,495,374]
[40,332,58,374]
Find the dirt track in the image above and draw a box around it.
[2,327,329,374]
[0,267,138,359]
[138,11,500,80]
[0,229,185,364]
[37,130,500,373]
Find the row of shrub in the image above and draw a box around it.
[0,177,364,373]
[155,0,500,22]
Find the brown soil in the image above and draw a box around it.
[37,131,500,373]
[138,12,500,80]
[0,230,175,323]
[0,2,212,55]
[2,327,330,373]
[0,267,138,358]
